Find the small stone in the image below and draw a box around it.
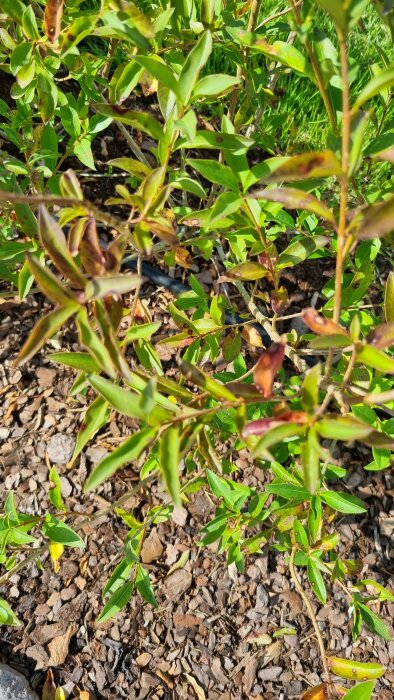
[0,663,39,700]
[136,652,152,667]
[46,434,75,465]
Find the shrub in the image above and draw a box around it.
[0,1,394,697]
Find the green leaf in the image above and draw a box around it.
[0,599,21,627]
[84,428,156,492]
[228,28,315,81]
[135,564,158,606]
[125,322,162,342]
[293,520,309,549]
[179,361,238,401]
[10,41,33,75]
[320,491,366,514]
[384,271,394,322]
[94,104,164,141]
[357,603,391,640]
[86,374,148,421]
[252,423,306,456]
[43,516,85,548]
[178,30,212,105]
[356,344,394,374]
[109,157,151,179]
[317,415,373,441]
[84,275,140,301]
[315,0,371,32]
[192,74,241,98]
[97,580,134,623]
[72,396,110,462]
[253,187,336,225]
[26,254,79,307]
[301,428,320,495]
[357,579,394,602]
[103,558,133,597]
[38,207,86,288]
[227,261,268,280]
[133,55,180,98]
[307,558,327,604]
[176,130,253,153]
[342,681,375,700]
[301,363,321,412]
[206,470,250,510]
[76,309,117,379]
[353,65,394,112]
[49,351,101,373]
[187,158,239,190]
[277,235,329,269]
[159,426,181,506]
[74,138,95,170]
[48,466,65,511]
[15,305,76,365]
[265,484,311,501]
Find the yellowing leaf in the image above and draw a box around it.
[327,657,385,681]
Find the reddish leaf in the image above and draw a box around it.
[38,206,86,288]
[80,218,106,276]
[253,342,285,398]
[44,0,64,42]
[271,286,290,314]
[68,217,88,257]
[252,187,336,225]
[302,308,350,337]
[242,410,308,438]
[367,322,394,350]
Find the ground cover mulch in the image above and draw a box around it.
[0,267,393,700]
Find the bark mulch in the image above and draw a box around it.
[0,281,393,700]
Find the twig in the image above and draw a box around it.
[289,547,334,695]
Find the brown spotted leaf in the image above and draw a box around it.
[252,187,336,225]
[302,308,350,337]
[44,0,64,42]
[254,342,285,397]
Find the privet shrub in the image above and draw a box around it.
[0,1,394,697]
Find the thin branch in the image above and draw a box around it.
[234,279,308,373]
[289,547,334,696]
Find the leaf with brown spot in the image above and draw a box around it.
[253,342,285,397]
[252,187,336,225]
[302,308,350,337]
[256,151,342,184]
[227,261,268,281]
[44,0,64,42]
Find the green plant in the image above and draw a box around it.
[0,1,394,698]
